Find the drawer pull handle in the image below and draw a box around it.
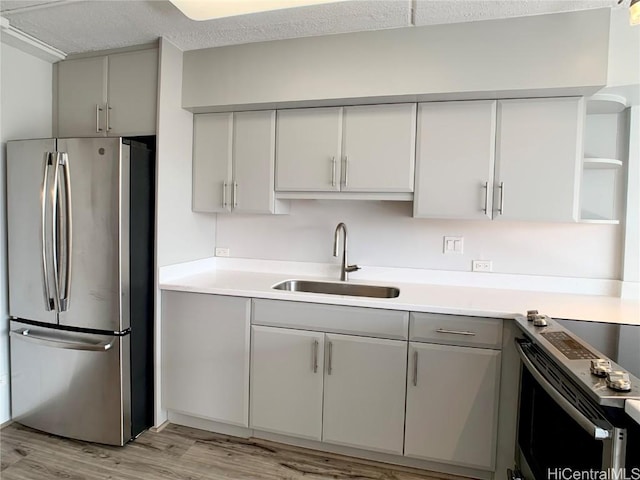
[435,328,477,336]
[327,341,333,375]
[413,350,418,387]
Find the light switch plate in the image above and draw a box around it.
[443,236,464,254]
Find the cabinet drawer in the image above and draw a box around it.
[409,313,502,349]
[252,299,408,340]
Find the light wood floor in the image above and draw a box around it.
[1,422,460,480]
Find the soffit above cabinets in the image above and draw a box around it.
[0,0,618,55]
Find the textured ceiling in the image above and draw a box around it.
[0,0,620,55]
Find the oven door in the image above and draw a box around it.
[515,340,626,479]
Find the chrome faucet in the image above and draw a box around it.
[333,222,360,281]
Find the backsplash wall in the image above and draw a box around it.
[215,200,622,280]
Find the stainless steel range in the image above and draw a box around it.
[513,311,640,479]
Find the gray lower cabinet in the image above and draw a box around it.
[322,333,407,454]
[250,300,408,454]
[250,325,325,440]
[404,340,502,470]
[162,292,250,427]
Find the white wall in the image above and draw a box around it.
[156,38,215,268]
[155,37,216,426]
[0,42,53,424]
[216,201,622,280]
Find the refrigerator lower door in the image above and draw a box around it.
[9,321,131,446]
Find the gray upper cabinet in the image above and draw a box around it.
[494,97,584,222]
[56,56,108,138]
[276,107,343,192]
[341,103,416,192]
[192,112,233,213]
[414,97,584,222]
[193,110,287,214]
[276,104,416,194]
[106,49,158,137]
[414,100,496,219]
[56,48,158,138]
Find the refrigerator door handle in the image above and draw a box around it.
[50,154,62,312]
[10,328,115,352]
[41,153,54,311]
[59,153,72,311]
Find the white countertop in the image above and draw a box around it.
[159,258,640,326]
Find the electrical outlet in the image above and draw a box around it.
[443,236,464,254]
[472,260,492,272]
[215,247,230,257]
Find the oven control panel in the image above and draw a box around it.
[514,312,640,406]
[540,331,599,360]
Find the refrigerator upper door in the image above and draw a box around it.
[56,138,130,332]
[7,139,58,324]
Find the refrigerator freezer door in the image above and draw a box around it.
[7,139,58,324]
[56,138,129,332]
[9,320,131,446]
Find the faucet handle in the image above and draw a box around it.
[345,264,361,273]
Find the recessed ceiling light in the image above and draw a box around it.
[169,0,348,21]
[631,0,640,25]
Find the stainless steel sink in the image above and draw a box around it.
[272,280,400,299]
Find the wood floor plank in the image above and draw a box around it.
[0,423,463,480]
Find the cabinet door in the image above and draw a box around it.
[233,110,276,213]
[414,101,496,219]
[322,334,407,455]
[192,113,233,213]
[342,103,416,192]
[276,107,342,191]
[107,49,158,136]
[495,98,584,222]
[405,342,501,470]
[56,56,107,137]
[162,292,250,427]
[250,326,324,440]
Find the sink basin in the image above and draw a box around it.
[272,280,400,299]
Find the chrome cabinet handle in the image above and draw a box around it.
[59,153,72,312]
[435,328,477,336]
[498,181,505,215]
[233,182,238,207]
[482,181,489,214]
[106,103,112,132]
[96,104,103,133]
[41,153,53,311]
[515,341,611,440]
[331,156,336,187]
[343,156,349,187]
[312,340,319,373]
[327,341,333,375]
[11,329,114,352]
[413,350,418,387]
[222,181,228,207]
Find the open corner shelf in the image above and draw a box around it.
[586,93,628,115]
[583,157,623,169]
[579,218,620,225]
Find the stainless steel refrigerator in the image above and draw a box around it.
[7,137,155,446]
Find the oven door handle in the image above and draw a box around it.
[515,340,612,440]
